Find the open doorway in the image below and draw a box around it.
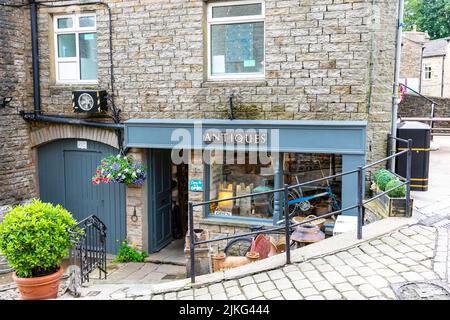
[147,149,189,265]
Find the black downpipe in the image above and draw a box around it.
[441,55,445,98]
[26,1,125,148]
[30,0,41,114]
[21,112,124,129]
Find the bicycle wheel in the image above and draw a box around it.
[224,237,253,257]
[268,190,301,217]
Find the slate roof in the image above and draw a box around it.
[423,38,450,57]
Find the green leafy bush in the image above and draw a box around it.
[373,169,389,182]
[385,179,406,198]
[114,241,148,263]
[0,199,77,278]
[373,169,396,191]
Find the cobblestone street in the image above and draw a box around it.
[148,222,449,301]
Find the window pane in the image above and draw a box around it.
[57,34,76,57]
[209,152,273,219]
[79,16,95,28]
[211,22,264,75]
[212,3,262,18]
[79,33,97,80]
[57,17,73,29]
[58,61,77,81]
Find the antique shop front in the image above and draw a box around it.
[124,119,367,254]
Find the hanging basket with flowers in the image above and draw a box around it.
[92,154,146,186]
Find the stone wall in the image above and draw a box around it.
[34,0,397,164]
[365,0,397,165]
[0,0,37,206]
[0,0,399,253]
[399,94,450,128]
[125,148,148,251]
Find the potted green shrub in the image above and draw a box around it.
[370,168,412,217]
[0,199,77,300]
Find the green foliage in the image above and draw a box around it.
[0,199,77,278]
[114,241,148,263]
[386,179,407,198]
[373,169,397,191]
[404,0,450,39]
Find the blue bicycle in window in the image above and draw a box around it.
[268,161,341,218]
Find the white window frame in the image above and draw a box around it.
[207,0,265,81]
[54,13,97,84]
[424,65,432,80]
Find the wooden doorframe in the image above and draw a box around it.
[147,148,173,253]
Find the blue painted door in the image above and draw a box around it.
[38,139,126,254]
[148,149,172,253]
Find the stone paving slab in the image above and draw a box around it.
[145,223,448,301]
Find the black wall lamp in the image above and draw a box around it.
[0,97,13,108]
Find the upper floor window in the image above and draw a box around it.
[54,14,97,83]
[207,1,265,80]
[424,65,432,80]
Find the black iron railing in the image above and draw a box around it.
[68,215,107,284]
[399,83,438,138]
[188,137,413,283]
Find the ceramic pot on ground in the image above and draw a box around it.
[13,267,63,300]
[291,224,325,246]
[211,252,260,272]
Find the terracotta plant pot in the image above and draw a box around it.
[212,252,226,272]
[245,251,260,263]
[211,251,260,272]
[13,267,63,300]
[267,237,278,257]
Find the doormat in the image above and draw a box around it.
[391,281,450,300]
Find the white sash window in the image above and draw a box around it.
[54,14,97,83]
[207,1,265,80]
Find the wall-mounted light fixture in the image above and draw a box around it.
[0,97,13,108]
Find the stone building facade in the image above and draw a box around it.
[399,30,450,99]
[1,0,398,256]
[400,29,429,93]
[0,1,37,206]
[421,37,450,98]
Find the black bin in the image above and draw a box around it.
[395,121,431,191]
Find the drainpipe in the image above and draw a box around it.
[21,112,124,129]
[441,55,446,98]
[390,0,405,171]
[419,46,424,93]
[30,0,41,114]
[24,1,125,141]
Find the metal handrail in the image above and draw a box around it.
[399,83,438,106]
[68,215,107,284]
[399,83,437,140]
[187,138,413,283]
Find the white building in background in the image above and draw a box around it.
[400,28,429,94]
[421,37,450,98]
